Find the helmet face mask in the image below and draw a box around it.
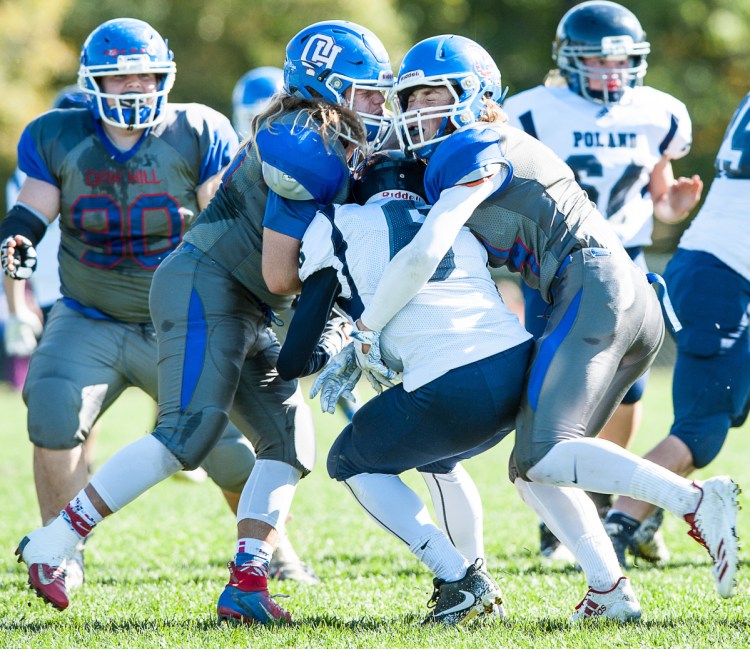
[392,35,504,159]
[232,66,284,139]
[78,18,176,130]
[283,20,393,150]
[553,1,650,105]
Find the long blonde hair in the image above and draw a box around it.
[250,95,366,155]
[479,97,509,125]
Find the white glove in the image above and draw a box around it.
[1,236,38,279]
[4,311,43,356]
[350,328,401,394]
[310,344,361,415]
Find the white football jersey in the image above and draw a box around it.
[503,84,692,248]
[300,195,531,391]
[679,93,750,281]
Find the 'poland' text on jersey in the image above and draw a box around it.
[300,197,531,391]
[504,85,692,248]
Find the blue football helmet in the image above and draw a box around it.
[283,20,393,149]
[392,35,504,159]
[232,66,284,139]
[553,1,650,105]
[77,18,176,129]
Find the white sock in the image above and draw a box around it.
[515,479,622,591]
[237,459,301,529]
[90,434,182,512]
[344,473,468,581]
[61,489,103,538]
[526,438,701,517]
[421,463,484,564]
[410,529,469,582]
[236,538,274,565]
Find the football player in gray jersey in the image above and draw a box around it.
[228,65,319,586]
[344,35,739,620]
[12,20,392,625]
[3,17,255,603]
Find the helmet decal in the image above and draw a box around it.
[301,34,343,75]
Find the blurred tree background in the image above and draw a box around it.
[1,0,749,250]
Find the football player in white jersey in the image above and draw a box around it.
[502,0,703,562]
[282,150,538,625]
[607,93,750,565]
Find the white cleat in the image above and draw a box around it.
[570,576,641,622]
[684,477,740,598]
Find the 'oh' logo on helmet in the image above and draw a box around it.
[301,34,343,75]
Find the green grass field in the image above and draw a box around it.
[0,370,748,648]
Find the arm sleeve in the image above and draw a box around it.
[277,267,342,380]
[359,171,508,331]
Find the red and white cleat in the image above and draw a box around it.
[684,476,741,598]
[571,576,641,622]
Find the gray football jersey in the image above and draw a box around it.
[184,109,351,313]
[427,122,623,302]
[18,103,238,322]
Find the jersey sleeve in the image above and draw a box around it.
[299,209,351,298]
[659,96,693,161]
[424,124,512,203]
[17,121,57,186]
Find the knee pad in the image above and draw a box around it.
[254,395,316,478]
[25,377,102,449]
[153,407,229,470]
[201,433,255,493]
[512,437,557,482]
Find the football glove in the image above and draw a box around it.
[310,344,361,415]
[4,311,43,357]
[1,235,38,279]
[350,328,400,394]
